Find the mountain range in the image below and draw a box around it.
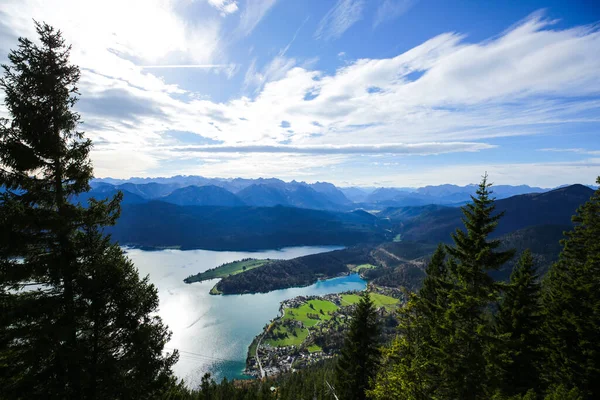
[103,184,594,252]
[88,175,562,211]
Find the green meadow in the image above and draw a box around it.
[340,292,399,311]
[349,263,378,273]
[265,325,308,347]
[282,299,339,327]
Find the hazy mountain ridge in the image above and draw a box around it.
[104,184,591,254]
[163,185,246,207]
[89,176,560,210]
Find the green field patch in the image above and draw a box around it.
[341,293,399,310]
[350,263,377,272]
[370,293,400,310]
[184,258,271,283]
[307,344,322,353]
[340,293,361,306]
[265,326,308,347]
[282,299,338,328]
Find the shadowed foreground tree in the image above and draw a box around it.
[541,178,600,399]
[369,175,516,400]
[439,174,515,399]
[495,249,543,397]
[368,245,449,400]
[0,22,177,399]
[335,291,381,400]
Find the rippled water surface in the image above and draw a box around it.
[125,246,366,386]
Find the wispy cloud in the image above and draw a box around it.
[207,0,239,16]
[243,16,309,92]
[243,55,296,92]
[374,0,417,27]
[140,64,233,69]
[1,6,599,185]
[539,148,600,155]
[175,142,495,155]
[315,0,365,40]
[235,0,278,37]
[356,159,600,188]
[78,14,600,180]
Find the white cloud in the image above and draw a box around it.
[8,0,223,65]
[140,64,233,69]
[243,55,297,92]
[374,0,417,27]
[315,0,365,40]
[0,8,599,184]
[147,153,349,181]
[208,0,239,16]
[175,142,495,154]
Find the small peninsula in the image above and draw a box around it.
[183,258,273,283]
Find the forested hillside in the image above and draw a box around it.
[214,246,375,294]
[210,221,571,295]
[172,176,600,400]
[387,184,594,243]
[0,24,178,399]
[108,203,387,250]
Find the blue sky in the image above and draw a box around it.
[0,0,599,187]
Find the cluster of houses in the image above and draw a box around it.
[246,342,332,378]
[245,292,359,377]
[245,288,403,378]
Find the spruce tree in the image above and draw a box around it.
[495,249,542,397]
[0,22,177,398]
[439,174,515,399]
[369,245,449,400]
[335,291,381,400]
[541,178,600,399]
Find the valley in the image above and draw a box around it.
[4,12,600,399]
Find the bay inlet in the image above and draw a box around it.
[125,246,366,387]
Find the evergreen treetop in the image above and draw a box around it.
[438,174,515,399]
[495,249,543,397]
[0,21,177,399]
[335,291,381,400]
[541,177,600,399]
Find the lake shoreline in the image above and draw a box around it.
[121,242,348,253]
[124,246,363,386]
[207,270,358,296]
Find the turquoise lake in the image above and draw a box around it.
[125,247,366,387]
